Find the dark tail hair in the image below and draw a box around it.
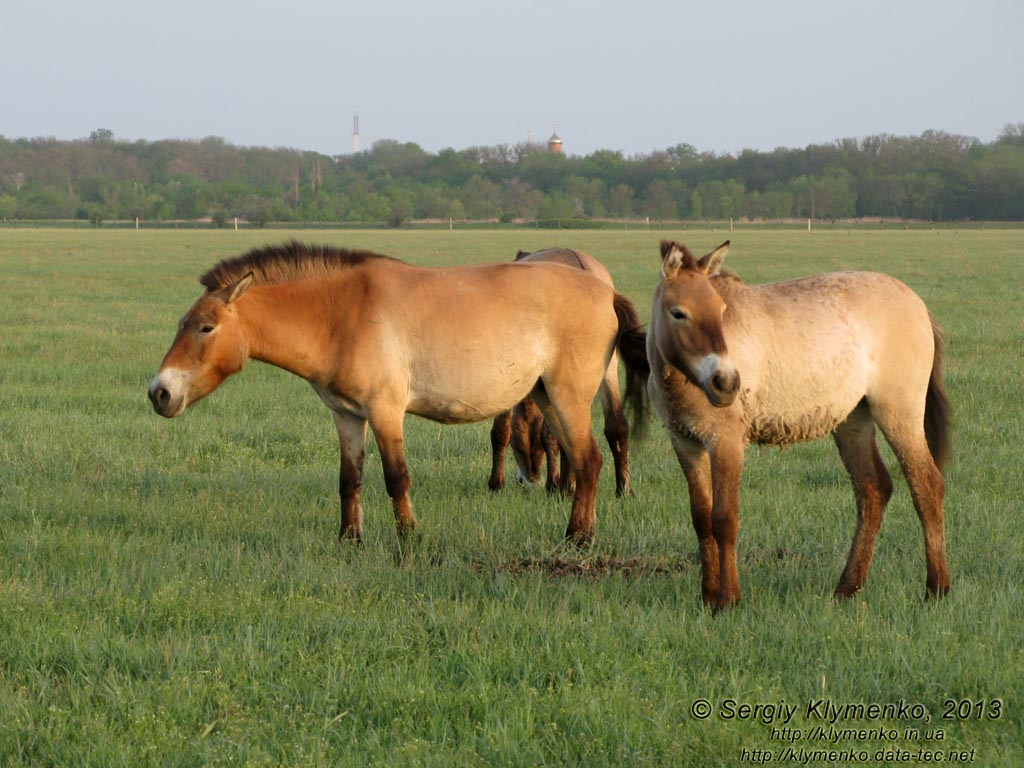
[613,292,650,439]
[925,316,952,470]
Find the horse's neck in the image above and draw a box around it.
[715,276,760,338]
[238,279,339,382]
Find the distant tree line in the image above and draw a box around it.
[2,125,1023,225]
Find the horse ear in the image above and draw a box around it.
[220,273,253,304]
[661,243,683,279]
[661,241,694,279]
[698,241,730,276]
[659,240,676,261]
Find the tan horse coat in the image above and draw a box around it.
[648,241,950,610]
[149,243,647,546]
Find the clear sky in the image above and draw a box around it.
[6,0,1021,157]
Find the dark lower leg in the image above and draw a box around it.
[604,407,631,496]
[835,441,893,598]
[564,437,602,544]
[488,411,511,491]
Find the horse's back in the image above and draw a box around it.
[514,248,614,287]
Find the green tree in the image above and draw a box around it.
[607,184,635,218]
[461,175,503,219]
[538,190,576,220]
[0,195,17,219]
[643,179,678,220]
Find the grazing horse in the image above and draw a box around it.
[148,242,648,545]
[488,248,640,496]
[647,240,951,611]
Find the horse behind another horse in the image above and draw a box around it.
[487,247,645,496]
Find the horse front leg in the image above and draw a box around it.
[710,438,745,612]
[332,411,368,542]
[369,410,417,543]
[669,434,719,608]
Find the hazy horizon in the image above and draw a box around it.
[7,0,1021,158]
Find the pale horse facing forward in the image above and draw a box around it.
[646,240,951,611]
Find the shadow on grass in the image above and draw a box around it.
[475,553,700,579]
[473,547,812,580]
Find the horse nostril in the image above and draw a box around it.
[151,385,170,409]
[710,370,740,399]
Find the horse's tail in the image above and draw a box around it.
[925,315,952,471]
[613,292,650,439]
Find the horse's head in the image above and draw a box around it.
[653,240,740,407]
[148,274,253,418]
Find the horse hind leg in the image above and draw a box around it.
[488,410,512,491]
[523,398,548,485]
[510,399,543,487]
[832,404,894,599]
[540,422,562,493]
[872,397,950,599]
[531,387,602,544]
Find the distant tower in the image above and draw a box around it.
[352,114,360,154]
[547,126,563,154]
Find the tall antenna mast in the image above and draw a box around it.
[352,113,360,153]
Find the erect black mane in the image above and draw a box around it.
[199,241,398,290]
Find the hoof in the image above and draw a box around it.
[712,590,741,614]
[563,529,594,548]
[833,583,861,601]
[925,583,951,601]
[338,527,362,544]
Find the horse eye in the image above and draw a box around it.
[669,307,689,321]
[199,324,216,334]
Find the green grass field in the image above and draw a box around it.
[1,229,1021,766]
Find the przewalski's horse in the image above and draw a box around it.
[488,247,643,496]
[149,242,648,546]
[647,240,951,611]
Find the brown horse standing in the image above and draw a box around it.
[489,395,561,491]
[647,240,951,611]
[488,248,638,496]
[148,242,647,545]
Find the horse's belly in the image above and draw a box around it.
[743,388,862,446]
[407,368,540,425]
[745,403,851,446]
[407,395,511,425]
[738,337,870,446]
